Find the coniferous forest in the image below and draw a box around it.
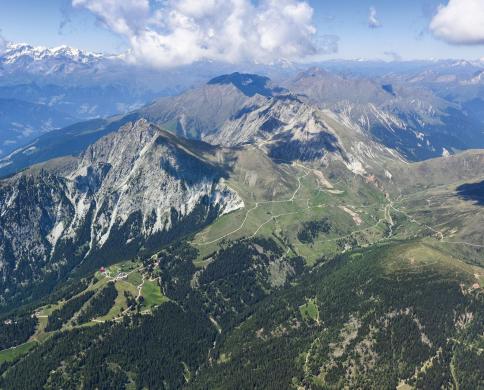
[1,239,482,389]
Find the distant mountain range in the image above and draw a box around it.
[2,66,483,175]
[1,43,105,69]
[0,59,483,388]
[1,42,483,160]
[0,98,76,156]
[0,44,294,158]
[287,68,484,160]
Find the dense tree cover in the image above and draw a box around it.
[1,302,216,390]
[2,239,483,389]
[1,325,123,390]
[158,238,304,332]
[0,314,37,349]
[77,282,117,324]
[451,308,484,389]
[453,344,484,389]
[198,238,305,330]
[192,242,484,389]
[45,290,95,331]
[158,241,199,304]
[297,218,332,244]
[47,276,92,304]
[1,238,304,388]
[414,345,453,389]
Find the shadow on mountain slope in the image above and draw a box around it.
[268,131,344,163]
[456,180,484,206]
[208,72,285,97]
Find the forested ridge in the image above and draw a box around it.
[45,290,95,331]
[0,314,37,350]
[192,241,484,389]
[77,282,117,324]
[0,239,483,389]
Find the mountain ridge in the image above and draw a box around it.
[0,73,482,388]
[2,67,484,173]
[0,119,243,308]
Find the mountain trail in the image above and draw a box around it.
[193,163,310,246]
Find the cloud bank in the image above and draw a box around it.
[368,6,381,29]
[72,0,324,67]
[430,0,484,45]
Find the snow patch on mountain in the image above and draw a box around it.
[1,43,104,65]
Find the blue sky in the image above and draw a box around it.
[0,0,483,62]
[311,0,483,60]
[0,0,124,52]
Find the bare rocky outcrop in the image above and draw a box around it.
[0,119,243,306]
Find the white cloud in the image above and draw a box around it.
[430,0,484,45]
[384,51,402,61]
[73,0,324,67]
[368,6,381,29]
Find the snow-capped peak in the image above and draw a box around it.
[450,60,473,67]
[1,42,104,64]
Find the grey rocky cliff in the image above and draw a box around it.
[0,119,243,306]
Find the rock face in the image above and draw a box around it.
[204,93,400,178]
[287,68,484,160]
[140,72,286,140]
[0,119,243,306]
[142,73,399,172]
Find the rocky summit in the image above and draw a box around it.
[0,119,242,306]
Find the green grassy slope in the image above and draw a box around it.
[193,147,390,264]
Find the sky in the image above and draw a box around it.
[0,0,483,66]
